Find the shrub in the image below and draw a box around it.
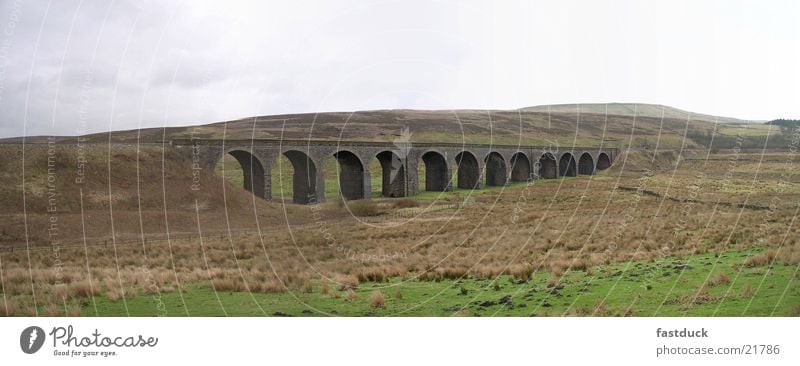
[348,200,381,217]
[745,251,777,267]
[709,272,731,287]
[550,263,565,277]
[43,303,62,316]
[107,288,124,302]
[212,278,241,292]
[453,309,471,316]
[67,304,82,317]
[546,275,559,288]
[70,279,98,298]
[0,302,16,317]
[791,304,800,317]
[302,281,313,294]
[53,284,70,301]
[334,274,359,290]
[357,268,388,283]
[741,283,755,298]
[393,199,419,208]
[261,280,285,293]
[368,290,385,308]
[509,265,533,282]
[593,302,608,316]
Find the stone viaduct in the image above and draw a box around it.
[173,139,617,204]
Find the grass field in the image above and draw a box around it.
[81,248,798,316]
[1,146,798,317]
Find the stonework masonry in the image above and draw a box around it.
[173,139,617,204]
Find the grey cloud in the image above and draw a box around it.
[1,0,798,139]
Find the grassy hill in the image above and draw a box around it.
[0,103,798,316]
[2,103,787,150]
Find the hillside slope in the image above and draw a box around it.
[0,144,308,247]
[3,103,784,150]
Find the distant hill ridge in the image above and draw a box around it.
[519,103,755,125]
[2,103,777,149]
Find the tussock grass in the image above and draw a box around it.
[368,290,385,308]
[348,200,381,217]
[0,150,798,316]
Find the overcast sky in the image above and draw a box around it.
[0,0,798,138]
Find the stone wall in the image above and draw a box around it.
[173,139,617,204]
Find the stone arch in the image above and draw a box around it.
[282,150,318,204]
[559,153,577,177]
[484,151,507,186]
[597,152,611,171]
[538,153,558,179]
[224,149,268,199]
[454,151,480,189]
[509,152,531,182]
[333,150,367,200]
[375,151,407,197]
[420,150,449,191]
[578,152,595,175]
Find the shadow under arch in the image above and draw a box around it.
[282,150,317,204]
[375,150,407,197]
[578,152,595,175]
[538,152,558,179]
[224,149,268,199]
[333,150,366,200]
[510,152,531,182]
[559,153,576,177]
[597,152,611,171]
[484,151,507,186]
[454,151,480,189]
[420,150,449,191]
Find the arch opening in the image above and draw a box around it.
[484,152,507,186]
[216,150,268,199]
[279,150,318,204]
[578,153,595,175]
[375,151,407,197]
[559,153,577,177]
[421,151,449,191]
[455,151,480,189]
[597,153,611,171]
[510,152,531,182]
[334,151,366,200]
[538,153,558,179]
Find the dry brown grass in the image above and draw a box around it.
[334,274,359,291]
[393,199,420,209]
[708,272,731,287]
[70,279,98,298]
[1,150,798,313]
[368,290,385,308]
[348,200,381,217]
[509,264,534,282]
[745,251,777,267]
[546,275,560,288]
[741,283,755,298]
[0,301,17,317]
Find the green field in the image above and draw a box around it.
[80,249,799,316]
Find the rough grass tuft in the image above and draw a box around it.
[368,290,385,308]
[348,200,381,216]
